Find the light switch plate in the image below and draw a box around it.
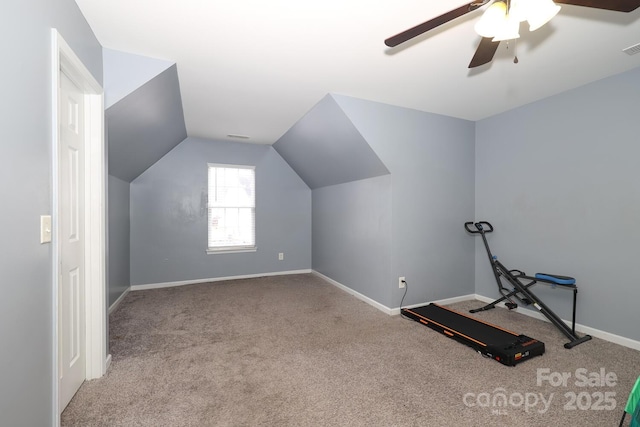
[40,215,52,243]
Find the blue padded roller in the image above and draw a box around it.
[535,273,576,286]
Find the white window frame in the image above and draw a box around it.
[206,163,256,254]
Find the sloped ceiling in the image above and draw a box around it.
[107,64,187,182]
[273,94,389,189]
[103,48,173,108]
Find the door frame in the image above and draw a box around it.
[51,29,107,423]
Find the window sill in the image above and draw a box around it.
[206,247,257,255]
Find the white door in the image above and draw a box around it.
[58,70,86,413]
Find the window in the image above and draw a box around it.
[207,164,255,253]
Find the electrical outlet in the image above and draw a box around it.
[278,252,284,261]
[399,276,406,288]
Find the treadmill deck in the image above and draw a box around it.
[402,303,545,366]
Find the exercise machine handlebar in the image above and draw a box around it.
[464,221,494,234]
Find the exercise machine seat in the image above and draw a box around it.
[534,273,576,287]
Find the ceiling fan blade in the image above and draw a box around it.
[385,1,488,47]
[468,37,500,68]
[554,0,640,12]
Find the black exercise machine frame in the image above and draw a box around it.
[465,221,592,349]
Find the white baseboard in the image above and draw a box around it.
[311,270,481,317]
[130,269,313,291]
[108,287,131,315]
[105,354,112,372]
[393,293,478,315]
[474,294,640,351]
[312,270,394,315]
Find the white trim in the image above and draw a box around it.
[207,162,255,170]
[392,293,478,315]
[474,294,640,351]
[108,287,131,315]
[207,163,256,252]
[84,74,107,382]
[51,32,61,425]
[206,247,257,255]
[310,270,480,317]
[105,354,112,372]
[130,270,313,291]
[571,323,640,351]
[311,270,394,315]
[52,29,107,424]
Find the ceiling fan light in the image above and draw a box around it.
[508,0,533,22]
[474,1,508,38]
[527,0,561,31]
[492,14,521,41]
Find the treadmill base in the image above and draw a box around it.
[402,303,545,366]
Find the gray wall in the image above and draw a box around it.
[320,95,476,308]
[130,137,311,285]
[107,64,187,182]
[475,66,640,341]
[104,55,186,314]
[0,1,102,425]
[313,175,392,306]
[108,175,130,307]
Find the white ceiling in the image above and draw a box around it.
[75,0,640,145]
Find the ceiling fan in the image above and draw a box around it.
[385,0,640,68]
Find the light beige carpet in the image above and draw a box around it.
[62,274,640,426]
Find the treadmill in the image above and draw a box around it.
[402,303,545,366]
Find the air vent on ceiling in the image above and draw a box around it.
[227,134,250,139]
[622,42,640,56]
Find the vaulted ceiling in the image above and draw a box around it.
[76,1,640,145]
